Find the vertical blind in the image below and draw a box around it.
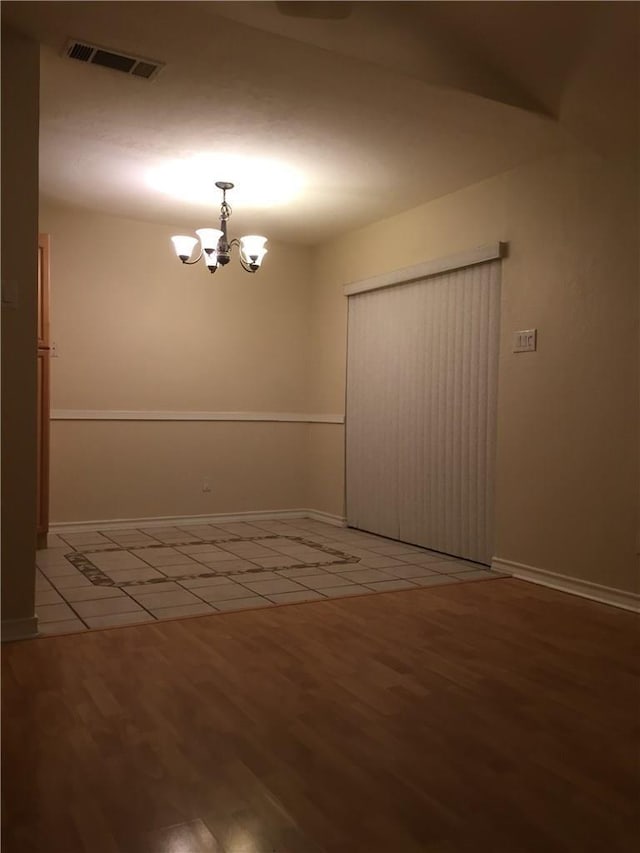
[345,259,501,565]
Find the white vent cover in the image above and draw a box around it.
[63,39,164,80]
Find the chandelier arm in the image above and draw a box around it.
[181,249,204,265]
[228,238,258,273]
[238,254,258,274]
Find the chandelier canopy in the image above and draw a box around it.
[171,181,267,274]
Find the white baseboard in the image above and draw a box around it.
[492,557,640,613]
[303,509,347,527]
[2,616,39,643]
[50,508,347,535]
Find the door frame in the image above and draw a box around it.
[36,233,50,549]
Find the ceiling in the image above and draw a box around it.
[1,1,628,245]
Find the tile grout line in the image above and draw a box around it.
[120,591,160,624]
[39,594,91,630]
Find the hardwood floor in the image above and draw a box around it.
[2,578,638,853]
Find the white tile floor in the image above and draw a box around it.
[36,518,508,635]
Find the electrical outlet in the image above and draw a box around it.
[513,329,537,353]
[202,479,211,493]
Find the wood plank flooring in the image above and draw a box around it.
[2,578,639,853]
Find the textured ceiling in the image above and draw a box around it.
[1,1,619,244]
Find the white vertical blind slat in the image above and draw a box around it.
[346,259,501,565]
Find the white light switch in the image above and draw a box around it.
[513,329,537,353]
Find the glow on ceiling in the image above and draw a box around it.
[146,154,304,208]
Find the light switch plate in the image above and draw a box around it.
[513,329,537,353]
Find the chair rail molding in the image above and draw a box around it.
[51,410,345,424]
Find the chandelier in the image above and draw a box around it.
[170,181,268,274]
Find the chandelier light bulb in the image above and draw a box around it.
[171,235,198,261]
[195,228,223,253]
[240,235,268,269]
[204,253,218,273]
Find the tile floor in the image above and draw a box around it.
[36,518,507,635]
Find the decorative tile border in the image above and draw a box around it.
[65,535,359,588]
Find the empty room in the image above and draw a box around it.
[1,2,638,852]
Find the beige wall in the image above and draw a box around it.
[1,27,40,628]
[305,423,344,517]
[39,201,311,412]
[39,200,312,521]
[51,421,307,522]
[308,145,638,593]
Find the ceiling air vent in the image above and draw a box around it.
[63,39,164,80]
